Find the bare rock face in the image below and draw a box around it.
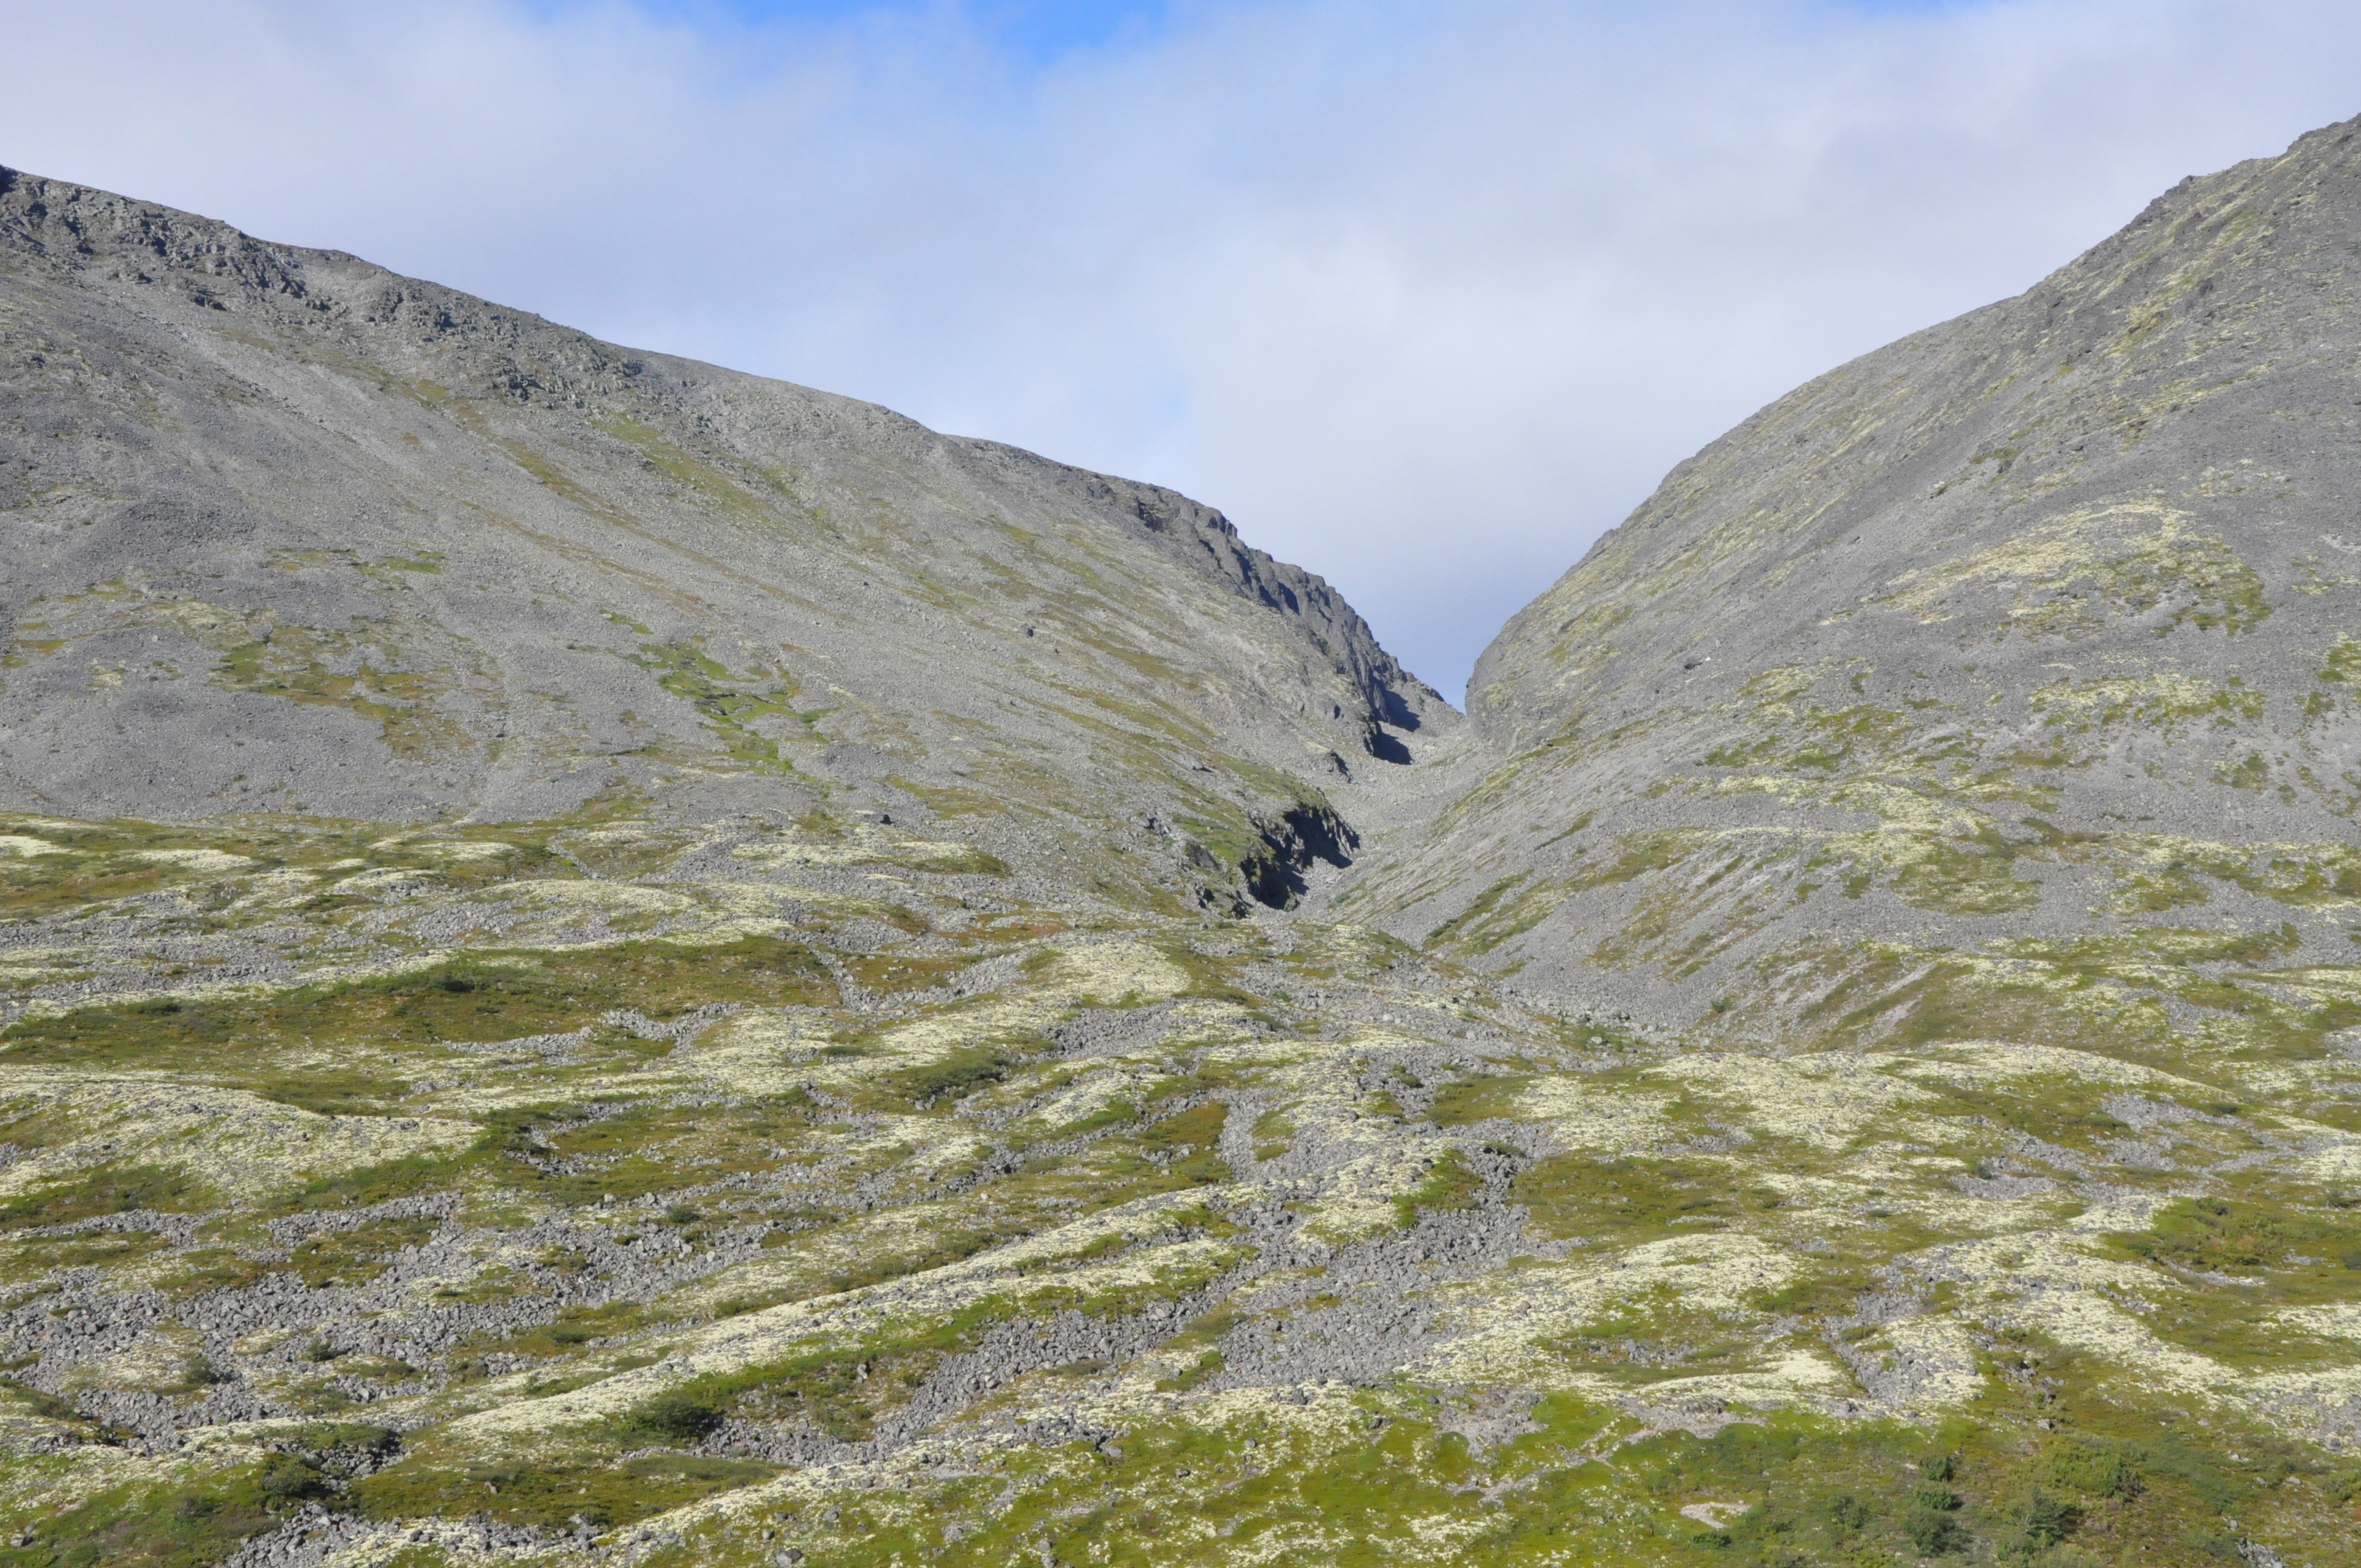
[0,167,1450,909]
[1348,115,2361,1033]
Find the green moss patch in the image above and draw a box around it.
[504,1093,827,1205]
[1510,1153,1783,1245]
[0,1163,219,1231]
[1395,1149,1484,1228]
[1429,1072,1533,1126]
[0,933,835,1113]
[284,1215,438,1288]
[352,1449,779,1532]
[0,1230,165,1277]
[2113,1196,2361,1276]
[618,1303,1002,1450]
[4,1459,324,1568]
[628,639,807,772]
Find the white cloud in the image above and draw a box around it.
[8,0,2361,698]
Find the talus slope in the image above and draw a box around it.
[0,167,1451,913]
[1347,115,2361,1043]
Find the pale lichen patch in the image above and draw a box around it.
[1652,1052,1939,1152]
[128,848,256,874]
[0,1071,477,1205]
[1420,1232,1799,1389]
[1511,1076,1675,1153]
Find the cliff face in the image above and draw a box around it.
[0,168,1451,910]
[1345,115,2361,1037]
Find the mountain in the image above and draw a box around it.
[0,167,1451,913]
[1345,115,2361,1048]
[4,135,2360,1568]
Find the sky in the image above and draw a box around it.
[8,1,2361,701]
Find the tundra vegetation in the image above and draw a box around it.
[1,811,2356,1568]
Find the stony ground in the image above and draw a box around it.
[0,809,2355,1567]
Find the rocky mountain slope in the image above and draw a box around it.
[1345,114,2361,1049]
[0,167,1451,914]
[3,135,2360,1568]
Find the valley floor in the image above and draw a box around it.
[0,806,2356,1568]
